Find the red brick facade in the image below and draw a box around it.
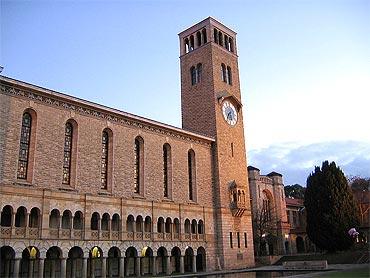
[0,17,254,277]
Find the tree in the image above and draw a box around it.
[349,177,370,229]
[284,184,305,199]
[304,161,360,252]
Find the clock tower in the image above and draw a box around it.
[179,18,254,269]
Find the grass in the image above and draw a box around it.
[316,266,370,277]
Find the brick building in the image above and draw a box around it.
[0,17,255,277]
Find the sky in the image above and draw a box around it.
[1,0,369,185]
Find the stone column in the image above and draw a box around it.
[180,256,184,274]
[51,260,56,278]
[91,259,95,278]
[13,258,20,278]
[192,255,197,273]
[82,258,87,278]
[28,259,34,278]
[101,257,106,278]
[119,257,124,278]
[25,213,30,237]
[11,212,16,236]
[39,258,45,278]
[152,257,156,276]
[135,257,141,277]
[166,256,171,275]
[60,258,66,278]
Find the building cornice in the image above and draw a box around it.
[0,76,214,146]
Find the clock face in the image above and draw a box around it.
[222,101,238,126]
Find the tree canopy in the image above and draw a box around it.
[304,161,360,252]
[284,184,305,199]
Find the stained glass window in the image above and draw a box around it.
[62,122,73,184]
[101,131,109,189]
[17,113,32,179]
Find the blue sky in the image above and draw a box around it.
[1,0,369,185]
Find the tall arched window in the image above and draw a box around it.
[202,28,207,43]
[221,64,226,82]
[214,29,218,44]
[17,112,32,179]
[184,38,190,54]
[163,143,172,198]
[218,31,223,46]
[190,66,196,85]
[101,129,110,189]
[196,31,201,47]
[262,191,272,221]
[190,35,194,51]
[63,122,73,184]
[188,149,196,201]
[134,137,144,194]
[227,66,232,85]
[196,63,202,83]
[229,38,234,52]
[224,34,228,49]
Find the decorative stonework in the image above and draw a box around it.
[1,83,212,147]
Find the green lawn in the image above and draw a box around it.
[316,266,370,277]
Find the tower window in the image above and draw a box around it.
[229,38,234,52]
[214,29,218,44]
[196,31,201,47]
[188,149,196,201]
[190,64,202,85]
[62,122,73,184]
[184,38,190,54]
[227,66,232,85]
[224,34,228,49]
[17,112,32,179]
[190,35,194,51]
[231,142,234,157]
[244,232,248,247]
[218,32,223,46]
[230,232,233,248]
[202,28,207,43]
[196,63,202,83]
[221,64,226,82]
[237,232,241,248]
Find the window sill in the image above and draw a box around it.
[162,198,174,203]
[132,194,145,200]
[14,180,34,187]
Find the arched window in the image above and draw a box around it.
[91,212,100,231]
[157,217,164,233]
[1,205,13,227]
[262,191,272,221]
[202,28,207,44]
[112,214,120,231]
[134,137,144,194]
[73,211,83,230]
[101,129,111,190]
[227,66,232,85]
[184,38,190,54]
[63,122,73,184]
[102,213,110,231]
[196,63,202,83]
[163,144,172,198]
[229,38,234,52]
[224,34,228,49]
[218,31,223,46]
[62,210,72,229]
[214,29,218,44]
[190,66,196,85]
[188,149,196,201]
[184,219,190,234]
[191,219,197,234]
[190,35,194,51]
[221,64,226,82]
[17,112,32,179]
[196,31,201,47]
[198,220,204,234]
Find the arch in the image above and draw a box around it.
[44,246,62,278]
[218,31,223,46]
[141,247,153,275]
[29,207,40,228]
[73,211,83,230]
[156,247,168,275]
[134,136,144,194]
[198,220,204,234]
[144,216,151,232]
[184,38,190,53]
[184,219,191,234]
[173,218,180,234]
[196,246,206,272]
[136,215,143,232]
[107,247,121,278]
[221,63,226,82]
[66,246,84,278]
[91,212,100,231]
[15,206,27,227]
[296,236,305,253]
[191,219,197,234]
[17,109,37,181]
[184,247,194,272]
[188,149,196,201]
[189,35,194,51]
[111,213,120,231]
[163,143,172,198]
[229,37,234,52]
[125,247,138,277]
[170,247,181,274]
[224,34,228,49]
[165,217,172,233]
[202,28,207,44]
[196,31,201,47]
[157,217,164,233]
[20,246,40,278]
[101,213,110,231]
[196,63,202,83]
[0,246,15,278]
[1,205,13,227]
[62,210,72,229]
[126,215,135,232]
[88,246,103,278]
[49,209,60,229]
